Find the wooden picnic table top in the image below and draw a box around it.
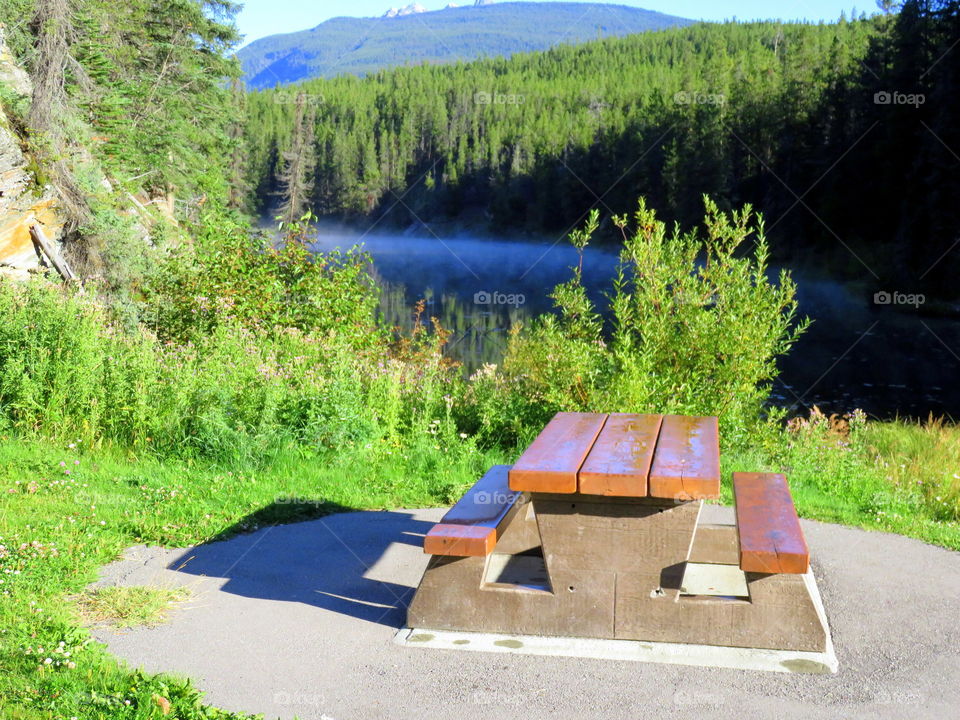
[508,411,720,500]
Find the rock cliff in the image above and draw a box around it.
[0,25,63,279]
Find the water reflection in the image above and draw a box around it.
[309,226,960,420]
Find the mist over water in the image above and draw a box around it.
[309,224,960,420]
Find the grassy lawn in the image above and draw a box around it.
[725,415,960,550]
[0,437,505,719]
[0,421,957,719]
[76,586,192,629]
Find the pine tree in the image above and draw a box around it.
[227,77,250,210]
[278,91,316,225]
[27,0,90,229]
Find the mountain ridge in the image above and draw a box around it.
[238,2,693,89]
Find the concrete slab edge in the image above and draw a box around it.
[396,570,838,674]
[803,562,839,670]
[395,626,838,674]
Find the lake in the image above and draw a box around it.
[308,224,960,420]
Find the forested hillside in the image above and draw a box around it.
[237,2,692,88]
[244,3,960,294]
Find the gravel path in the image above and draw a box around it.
[90,506,960,720]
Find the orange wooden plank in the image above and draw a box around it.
[424,524,496,556]
[648,415,720,500]
[508,412,608,493]
[423,465,519,557]
[578,413,663,496]
[734,472,809,574]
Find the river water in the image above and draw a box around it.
[308,226,960,420]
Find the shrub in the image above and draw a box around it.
[0,270,469,465]
[145,209,381,349]
[481,198,808,446]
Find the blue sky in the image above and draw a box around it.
[236,1,875,46]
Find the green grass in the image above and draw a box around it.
[76,586,191,628]
[0,436,508,719]
[0,418,957,719]
[860,418,960,518]
[723,412,960,549]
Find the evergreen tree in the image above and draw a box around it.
[278,91,316,225]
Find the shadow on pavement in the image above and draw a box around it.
[170,502,436,628]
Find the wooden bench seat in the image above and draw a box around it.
[423,465,521,557]
[733,472,809,574]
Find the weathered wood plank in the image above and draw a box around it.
[578,413,663,496]
[423,524,498,557]
[648,415,720,500]
[423,465,520,556]
[508,412,608,493]
[29,224,75,281]
[734,472,809,574]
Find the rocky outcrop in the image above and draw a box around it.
[0,24,64,279]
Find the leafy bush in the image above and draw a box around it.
[472,199,808,447]
[0,231,469,466]
[146,210,381,348]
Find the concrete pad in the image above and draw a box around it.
[680,562,750,597]
[88,505,960,720]
[395,624,838,674]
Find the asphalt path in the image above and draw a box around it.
[91,506,960,720]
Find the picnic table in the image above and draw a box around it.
[407,412,829,653]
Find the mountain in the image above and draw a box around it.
[238,2,693,89]
[383,4,428,18]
